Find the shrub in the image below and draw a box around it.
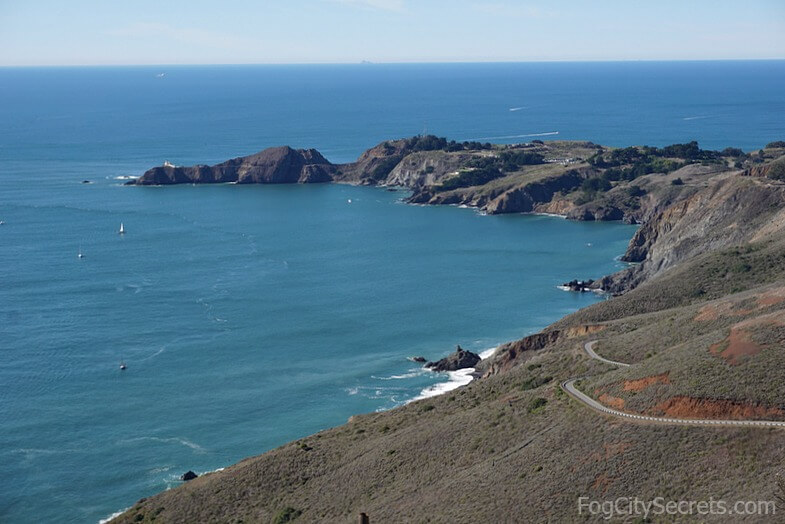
[499,150,544,171]
[765,141,785,149]
[767,160,785,181]
[671,177,684,185]
[521,376,552,391]
[371,156,402,180]
[527,397,548,413]
[627,185,646,197]
[733,262,752,273]
[721,147,744,157]
[272,507,302,523]
[406,135,448,152]
[437,166,503,191]
[581,177,612,193]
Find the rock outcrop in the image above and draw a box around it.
[180,471,198,481]
[598,176,785,293]
[481,330,562,376]
[425,346,481,372]
[131,147,336,185]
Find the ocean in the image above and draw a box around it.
[0,61,783,523]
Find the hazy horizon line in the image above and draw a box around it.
[2,57,784,68]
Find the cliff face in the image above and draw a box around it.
[597,176,785,293]
[132,146,336,185]
[114,152,785,524]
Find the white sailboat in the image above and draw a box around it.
[119,223,125,235]
[78,245,84,259]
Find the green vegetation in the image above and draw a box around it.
[370,156,402,180]
[435,147,545,191]
[627,185,646,197]
[766,159,785,181]
[438,166,503,191]
[765,141,785,149]
[588,141,732,183]
[115,146,785,524]
[521,375,552,391]
[527,397,548,413]
[272,507,302,523]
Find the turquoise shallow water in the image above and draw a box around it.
[0,61,782,523]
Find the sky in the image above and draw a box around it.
[1,0,784,66]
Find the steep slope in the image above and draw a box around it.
[132,146,336,185]
[114,154,785,523]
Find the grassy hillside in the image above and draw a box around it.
[114,148,785,524]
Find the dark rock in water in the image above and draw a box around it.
[425,345,481,372]
[562,279,595,292]
[409,356,427,363]
[130,146,336,185]
[81,180,91,184]
[180,470,198,481]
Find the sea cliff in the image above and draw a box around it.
[115,140,785,523]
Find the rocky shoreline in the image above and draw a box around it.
[113,140,785,524]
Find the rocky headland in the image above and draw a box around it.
[115,140,785,524]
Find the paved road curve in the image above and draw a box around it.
[583,340,630,368]
[561,340,785,428]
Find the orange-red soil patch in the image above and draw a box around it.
[623,373,670,392]
[709,310,785,365]
[650,396,783,420]
[598,393,625,410]
[757,286,785,307]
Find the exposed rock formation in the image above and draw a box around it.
[180,471,198,481]
[481,330,562,376]
[131,146,336,185]
[425,346,481,372]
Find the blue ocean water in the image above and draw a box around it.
[0,61,782,523]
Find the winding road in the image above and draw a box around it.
[561,340,785,428]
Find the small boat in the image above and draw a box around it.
[78,245,84,259]
[119,223,125,235]
[347,199,352,203]
[120,362,127,370]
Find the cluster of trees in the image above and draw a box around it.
[464,151,543,172]
[435,150,544,191]
[765,141,785,149]
[586,141,744,183]
[444,140,495,152]
[398,135,495,153]
[375,135,546,190]
[767,159,785,181]
[370,156,403,180]
[437,165,502,191]
[589,141,741,168]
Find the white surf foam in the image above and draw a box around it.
[682,115,710,121]
[508,106,526,112]
[409,367,476,402]
[113,175,138,180]
[373,371,424,380]
[408,346,498,402]
[119,436,207,454]
[479,347,497,359]
[99,508,129,524]
[532,212,567,219]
